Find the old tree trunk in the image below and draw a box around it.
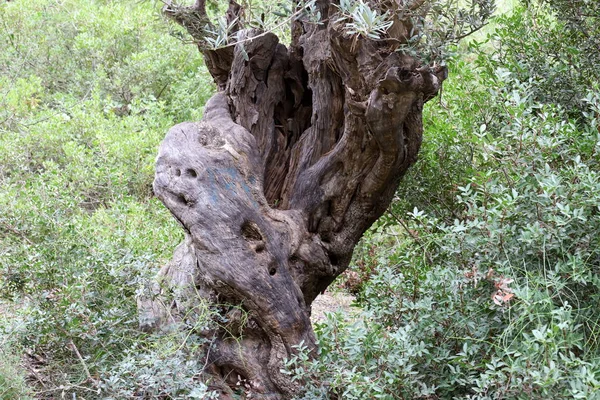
[140,0,446,398]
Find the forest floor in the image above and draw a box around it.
[310,291,357,323]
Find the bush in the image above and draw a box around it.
[0,325,32,400]
[0,0,214,121]
[0,0,216,397]
[100,333,219,399]
[478,3,600,116]
[290,46,600,400]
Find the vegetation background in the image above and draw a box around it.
[0,0,598,399]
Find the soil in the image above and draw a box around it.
[310,291,357,323]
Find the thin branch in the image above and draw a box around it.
[388,209,420,242]
[0,220,33,245]
[34,382,99,396]
[407,0,428,11]
[194,0,207,14]
[453,22,488,42]
[68,339,99,391]
[388,209,434,265]
[27,366,48,389]
[156,81,171,100]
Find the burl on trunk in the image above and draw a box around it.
[139,1,446,398]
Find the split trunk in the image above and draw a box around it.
[139,1,446,397]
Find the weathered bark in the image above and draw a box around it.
[139,1,446,398]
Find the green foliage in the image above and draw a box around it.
[0,0,215,397]
[0,0,214,121]
[0,326,33,400]
[168,0,495,64]
[478,3,600,115]
[335,0,393,39]
[100,332,219,399]
[332,0,496,63]
[2,0,599,399]
[404,0,496,63]
[288,15,600,397]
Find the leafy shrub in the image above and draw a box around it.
[478,2,600,115]
[100,334,219,399]
[0,0,214,121]
[0,0,217,397]
[0,327,32,400]
[290,49,600,400]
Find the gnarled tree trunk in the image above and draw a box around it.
[139,1,446,398]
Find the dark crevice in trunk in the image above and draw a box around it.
[142,1,447,397]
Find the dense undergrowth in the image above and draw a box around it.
[0,1,217,398]
[296,3,600,399]
[293,73,600,399]
[1,0,599,399]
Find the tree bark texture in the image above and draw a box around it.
[139,1,446,398]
